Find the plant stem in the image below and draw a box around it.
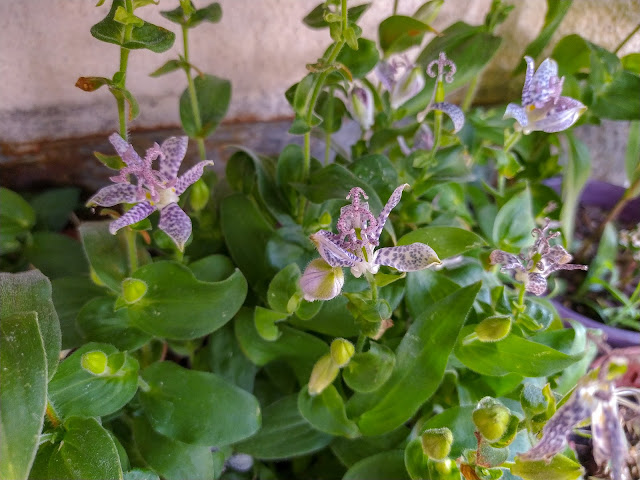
[461,74,479,112]
[182,25,207,160]
[355,333,366,353]
[614,23,640,54]
[126,228,138,273]
[393,0,399,15]
[365,271,378,302]
[117,0,134,139]
[504,130,522,153]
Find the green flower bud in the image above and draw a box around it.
[330,338,355,367]
[300,259,344,301]
[80,351,109,376]
[474,316,511,342]
[189,178,210,212]
[122,277,148,304]
[421,427,453,461]
[472,397,511,442]
[308,353,339,396]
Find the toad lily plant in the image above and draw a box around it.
[504,56,587,134]
[87,133,213,251]
[300,184,441,301]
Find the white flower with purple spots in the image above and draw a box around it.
[504,56,587,134]
[87,133,213,251]
[300,184,440,301]
[376,55,426,109]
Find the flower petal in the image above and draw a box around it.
[530,57,560,108]
[87,183,140,207]
[175,160,214,195]
[310,231,359,268]
[375,243,441,272]
[300,258,345,301]
[489,250,522,271]
[504,103,529,130]
[109,133,142,167]
[432,102,465,133]
[591,385,630,480]
[375,60,396,92]
[372,184,409,241]
[109,201,155,234]
[531,96,586,133]
[159,136,188,181]
[109,132,130,156]
[525,272,548,296]
[521,56,536,106]
[158,202,192,251]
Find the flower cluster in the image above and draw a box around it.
[300,184,440,301]
[504,56,586,134]
[87,133,212,251]
[490,219,587,296]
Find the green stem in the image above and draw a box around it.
[137,376,151,393]
[614,23,640,54]
[392,0,399,15]
[512,283,526,322]
[365,271,378,302]
[117,0,134,139]
[125,228,138,274]
[325,131,332,165]
[504,130,522,153]
[355,333,366,353]
[461,74,479,112]
[182,25,206,160]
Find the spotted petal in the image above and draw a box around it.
[109,133,143,167]
[175,160,214,195]
[87,183,140,207]
[591,385,630,480]
[521,56,536,106]
[504,103,529,130]
[525,272,548,296]
[375,243,441,272]
[371,184,409,241]
[531,96,586,133]
[432,102,465,133]
[159,136,188,181]
[490,250,523,272]
[158,202,192,251]
[108,201,155,234]
[310,231,359,268]
[530,58,560,108]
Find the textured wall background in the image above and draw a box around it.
[0,0,639,183]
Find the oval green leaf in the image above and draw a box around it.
[298,385,360,438]
[398,226,487,259]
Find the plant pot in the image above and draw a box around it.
[546,178,640,348]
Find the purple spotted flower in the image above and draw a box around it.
[348,82,374,131]
[87,133,213,251]
[490,219,587,296]
[300,184,440,301]
[375,55,426,109]
[398,124,434,155]
[417,52,465,134]
[504,56,586,134]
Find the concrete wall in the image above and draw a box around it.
[0,0,639,184]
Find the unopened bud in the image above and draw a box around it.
[300,259,344,301]
[472,397,511,442]
[81,351,109,376]
[330,338,355,367]
[390,67,425,109]
[421,427,453,461]
[474,316,511,342]
[189,178,210,212]
[521,383,548,415]
[349,84,374,131]
[308,353,339,396]
[122,278,148,304]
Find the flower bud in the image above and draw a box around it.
[421,427,453,461]
[308,353,340,396]
[122,277,148,304]
[472,397,511,442]
[474,316,511,342]
[81,351,109,376]
[300,259,344,301]
[330,338,355,367]
[189,178,210,212]
[390,67,425,109]
[349,84,374,131]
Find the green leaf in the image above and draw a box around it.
[25,232,89,279]
[343,342,395,393]
[331,426,410,467]
[235,395,332,460]
[561,132,591,246]
[404,438,429,480]
[315,91,347,134]
[79,221,149,292]
[139,361,260,446]
[622,52,640,74]
[0,270,61,380]
[149,59,186,77]
[91,0,175,52]
[290,296,361,338]
[336,38,380,79]
[626,120,640,187]
[513,0,573,75]
[235,308,327,381]
[48,343,139,419]
[30,187,80,231]
[220,194,277,297]
[52,277,109,349]
[398,226,487,259]
[454,326,583,377]
[268,263,302,313]
[124,469,160,480]
[77,296,151,351]
[349,283,480,436]
[293,73,318,118]
[413,0,444,24]
[126,261,247,340]
[379,15,435,55]
[161,2,221,28]
[0,188,35,254]
[417,22,501,91]
[303,3,371,29]
[492,188,535,253]
[590,70,640,120]
[254,306,288,341]
[0,312,47,480]
[349,154,399,201]
[189,254,236,282]
[179,74,231,138]
[298,385,360,438]
[343,450,410,480]
[94,151,126,170]
[133,415,214,480]
[31,417,124,480]
[510,454,584,480]
[405,269,459,320]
